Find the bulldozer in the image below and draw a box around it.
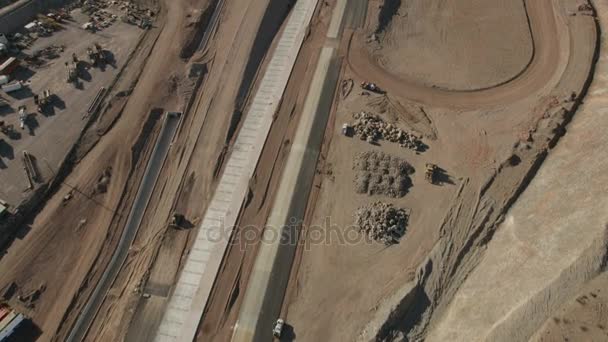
[425,163,438,184]
[87,44,106,67]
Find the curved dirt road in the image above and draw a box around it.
[347,0,569,108]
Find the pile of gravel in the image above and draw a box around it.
[355,202,409,245]
[353,151,414,197]
[352,112,423,151]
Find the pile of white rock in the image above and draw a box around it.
[354,201,409,245]
[352,112,423,151]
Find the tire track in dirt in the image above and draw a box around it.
[347,0,566,109]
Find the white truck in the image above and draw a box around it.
[272,318,285,339]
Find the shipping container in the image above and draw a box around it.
[0,307,8,322]
[1,81,22,93]
[0,312,15,332]
[0,57,18,76]
[0,313,24,341]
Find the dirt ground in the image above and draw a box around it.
[370,0,533,91]
[426,1,608,340]
[532,273,608,342]
[78,0,312,340]
[0,0,196,339]
[0,6,142,206]
[0,0,600,340]
[283,0,598,341]
[0,0,321,339]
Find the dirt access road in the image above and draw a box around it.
[0,0,207,340]
[349,0,571,108]
[283,0,597,341]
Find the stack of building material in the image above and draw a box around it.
[354,201,409,245]
[352,111,423,150]
[353,151,414,197]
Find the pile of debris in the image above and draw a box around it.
[8,32,35,51]
[90,9,119,30]
[352,112,423,151]
[118,1,155,28]
[31,44,65,60]
[353,151,414,197]
[354,202,409,245]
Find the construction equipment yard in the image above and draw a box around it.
[0,0,605,341]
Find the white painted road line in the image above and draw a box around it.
[154,0,320,341]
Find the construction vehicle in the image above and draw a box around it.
[341,123,351,136]
[18,106,26,129]
[272,318,285,338]
[86,47,97,65]
[94,43,106,64]
[425,163,438,184]
[0,121,15,136]
[169,213,186,229]
[34,89,52,113]
[65,61,78,83]
[361,81,385,94]
[86,44,106,67]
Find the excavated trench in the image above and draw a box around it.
[179,0,216,59]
